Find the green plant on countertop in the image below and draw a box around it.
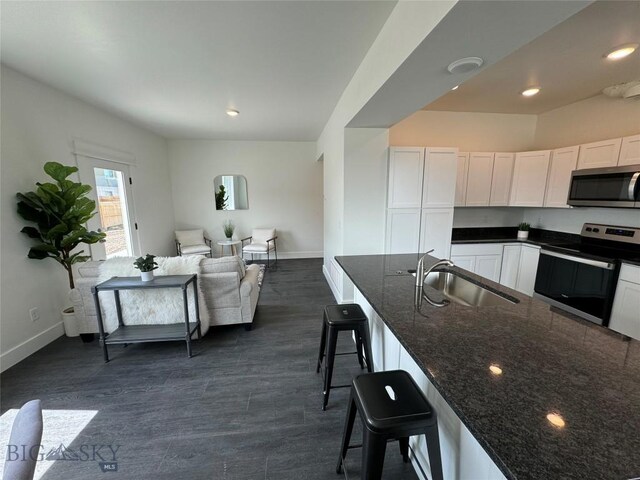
[16,161,106,289]
[223,220,235,239]
[133,254,159,272]
[518,222,531,231]
[215,185,228,210]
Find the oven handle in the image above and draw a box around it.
[540,250,616,270]
[629,172,640,201]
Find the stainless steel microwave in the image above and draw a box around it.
[568,164,640,208]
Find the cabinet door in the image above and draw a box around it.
[385,209,421,254]
[388,147,425,208]
[509,151,551,207]
[465,153,494,206]
[450,255,476,273]
[500,245,522,289]
[475,254,502,282]
[609,279,640,340]
[515,245,540,296]
[618,134,640,166]
[490,153,514,206]
[419,208,454,259]
[455,153,469,206]
[423,147,458,208]
[544,146,579,208]
[577,138,622,169]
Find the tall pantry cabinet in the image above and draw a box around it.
[386,147,457,258]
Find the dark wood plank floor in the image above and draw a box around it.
[1,259,418,479]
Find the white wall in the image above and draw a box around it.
[390,111,537,152]
[0,65,175,371]
[167,140,322,258]
[534,94,640,149]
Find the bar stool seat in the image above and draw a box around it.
[317,304,374,410]
[337,370,443,480]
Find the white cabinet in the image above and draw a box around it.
[423,147,458,208]
[544,146,579,208]
[509,150,551,207]
[386,146,456,255]
[515,244,540,295]
[577,138,622,169]
[451,243,503,283]
[465,152,494,206]
[385,209,421,254]
[455,152,470,206]
[609,264,640,340]
[499,244,522,289]
[388,147,424,208]
[420,208,454,259]
[490,153,514,206]
[618,134,640,166]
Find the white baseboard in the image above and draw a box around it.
[0,322,64,373]
[323,264,342,303]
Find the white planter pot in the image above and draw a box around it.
[62,307,79,337]
[517,230,529,240]
[140,271,154,282]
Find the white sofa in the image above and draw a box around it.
[70,256,260,333]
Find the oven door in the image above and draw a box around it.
[568,165,640,208]
[534,250,618,325]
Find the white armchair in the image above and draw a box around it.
[242,228,278,268]
[175,229,213,257]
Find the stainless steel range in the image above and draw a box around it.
[534,223,640,326]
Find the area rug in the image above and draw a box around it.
[97,256,210,335]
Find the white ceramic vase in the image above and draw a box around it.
[517,230,529,240]
[140,271,154,282]
[62,306,79,337]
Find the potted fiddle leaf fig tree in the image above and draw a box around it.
[16,161,106,338]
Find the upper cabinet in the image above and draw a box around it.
[455,152,469,207]
[618,134,640,166]
[490,153,514,206]
[423,147,458,208]
[543,146,579,208]
[388,147,457,209]
[509,150,551,207]
[388,147,424,208]
[465,152,495,206]
[577,138,622,169]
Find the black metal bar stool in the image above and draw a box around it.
[316,304,374,411]
[336,370,443,480]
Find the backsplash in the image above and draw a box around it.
[453,207,525,228]
[523,207,640,234]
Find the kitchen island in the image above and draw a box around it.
[336,253,640,480]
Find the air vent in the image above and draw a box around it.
[447,57,484,74]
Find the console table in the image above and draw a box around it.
[91,274,202,363]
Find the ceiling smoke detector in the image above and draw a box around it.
[603,80,640,99]
[447,57,484,74]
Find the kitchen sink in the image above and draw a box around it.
[421,270,516,307]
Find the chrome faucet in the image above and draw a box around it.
[414,251,455,310]
[415,249,435,287]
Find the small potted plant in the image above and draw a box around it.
[134,254,158,281]
[517,222,530,240]
[223,220,235,240]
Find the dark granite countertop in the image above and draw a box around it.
[451,227,579,249]
[336,253,640,480]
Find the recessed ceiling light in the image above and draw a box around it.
[451,85,459,91]
[605,43,638,60]
[446,57,484,74]
[226,109,239,117]
[489,364,503,376]
[521,87,540,97]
